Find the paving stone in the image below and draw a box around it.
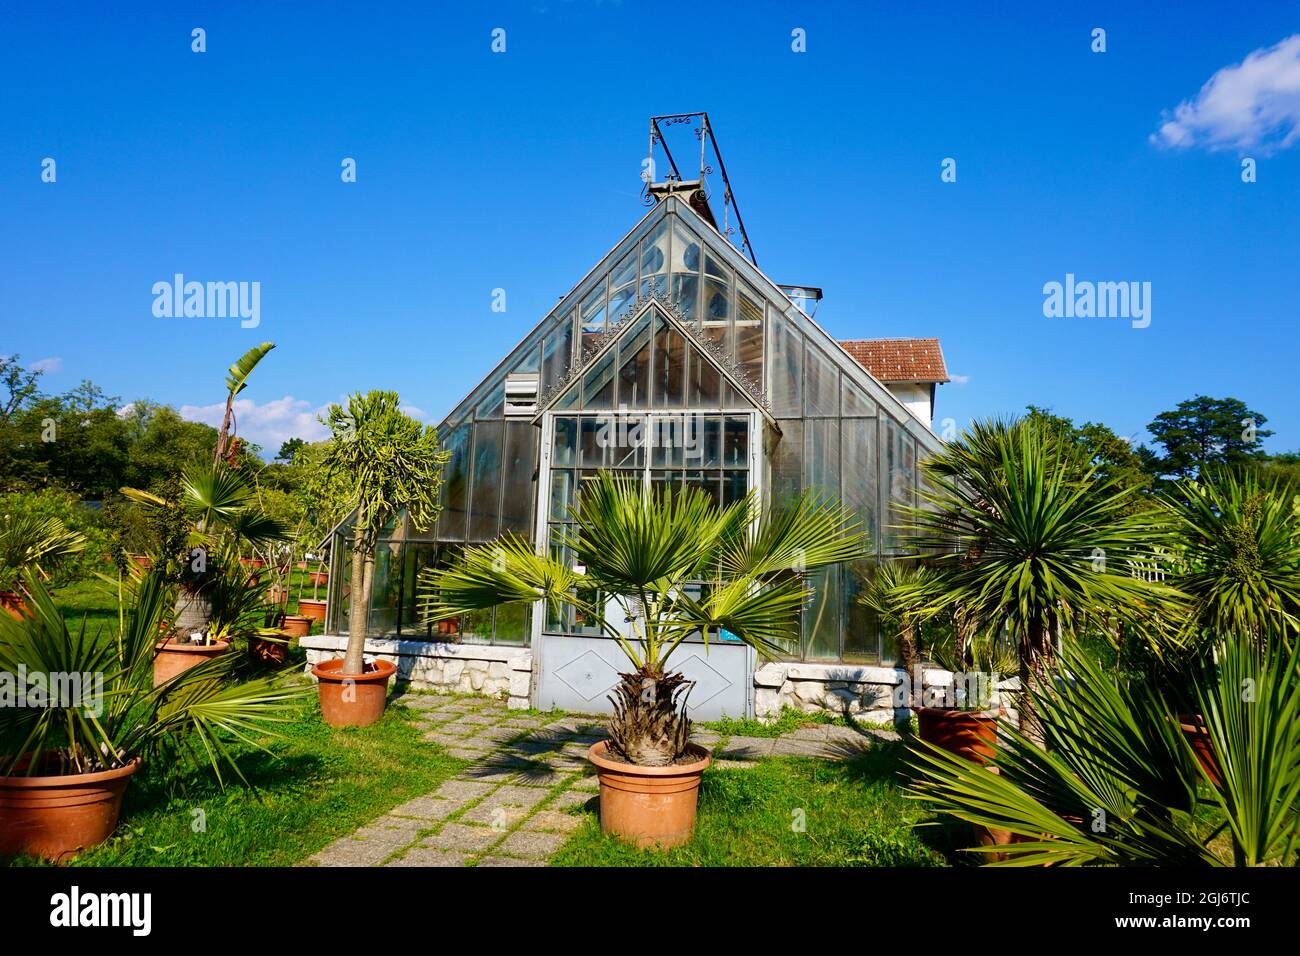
[441,700,482,712]
[458,713,500,725]
[549,789,597,811]
[786,725,830,741]
[459,804,531,828]
[398,695,450,711]
[511,738,564,755]
[462,760,531,783]
[433,779,496,802]
[500,716,546,728]
[482,785,550,809]
[476,854,546,868]
[434,721,483,736]
[386,847,470,867]
[309,837,396,867]
[570,774,601,792]
[522,810,584,834]
[389,796,460,820]
[508,769,573,788]
[770,738,839,758]
[448,746,493,760]
[716,736,775,759]
[352,815,427,845]
[423,731,472,745]
[420,823,504,853]
[474,726,523,743]
[495,829,568,860]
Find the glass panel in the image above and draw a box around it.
[722,471,747,507]
[366,540,402,635]
[841,417,879,553]
[550,469,576,522]
[617,312,653,408]
[500,422,537,535]
[468,420,503,540]
[842,375,877,417]
[640,219,669,298]
[552,416,577,467]
[461,606,493,641]
[579,417,607,467]
[580,282,607,353]
[608,248,638,325]
[769,312,802,416]
[772,420,803,502]
[804,418,840,497]
[670,220,700,324]
[804,345,838,417]
[653,316,686,408]
[510,342,540,375]
[803,568,842,660]
[702,254,731,356]
[687,345,720,406]
[542,315,573,393]
[476,379,504,419]
[493,602,530,644]
[582,351,615,409]
[842,560,879,661]
[437,422,471,540]
[884,417,916,552]
[735,281,764,387]
[700,416,722,468]
[723,416,748,467]
[651,419,685,467]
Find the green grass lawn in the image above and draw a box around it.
[8,695,466,867]
[551,742,960,867]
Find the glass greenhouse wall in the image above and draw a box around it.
[329,195,940,664]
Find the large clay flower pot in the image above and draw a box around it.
[0,757,140,861]
[916,707,999,764]
[266,585,289,608]
[297,598,327,624]
[308,570,329,588]
[587,740,711,849]
[281,614,312,638]
[240,557,265,571]
[153,638,230,686]
[313,657,398,728]
[1178,714,1222,787]
[129,553,152,570]
[0,590,28,619]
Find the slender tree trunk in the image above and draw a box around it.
[342,508,369,674]
[214,395,234,464]
[898,623,918,708]
[1019,613,1055,748]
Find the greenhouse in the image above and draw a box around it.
[311,124,947,719]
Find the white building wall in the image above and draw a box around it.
[885,382,933,430]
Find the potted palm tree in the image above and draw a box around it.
[902,418,1181,746]
[313,391,449,727]
[418,472,865,848]
[0,570,304,861]
[0,513,87,617]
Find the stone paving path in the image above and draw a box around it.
[308,693,898,868]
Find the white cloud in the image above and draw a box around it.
[180,395,330,454]
[30,356,63,374]
[948,374,971,385]
[1153,34,1300,153]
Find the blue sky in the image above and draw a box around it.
[2,1,1298,455]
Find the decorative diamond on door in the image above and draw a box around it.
[553,650,621,702]
[673,652,733,709]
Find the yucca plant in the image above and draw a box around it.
[214,342,275,465]
[0,512,87,593]
[907,632,1300,866]
[417,472,866,766]
[0,569,306,783]
[903,417,1185,744]
[857,561,945,705]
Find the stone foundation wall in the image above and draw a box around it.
[301,636,533,710]
[754,662,1019,724]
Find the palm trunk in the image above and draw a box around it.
[898,623,918,708]
[214,395,234,464]
[342,509,370,674]
[1019,613,1055,748]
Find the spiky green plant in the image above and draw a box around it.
[0,512,87,593]
[417,472,866,766]
[907,632,1300,866]
[214,342,275,464]
[0,569,306,783]
[857,561,945,704]
[902,417,1185,743]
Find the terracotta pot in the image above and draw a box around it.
[298,598,328,624]
[266,585,289,607]
[312,657,398,728]
[1178,713,1222,787]
[308,570,329,588]
[0,756,140,861]
[250,634,290,665]
[240,557,265,571]
[587,740,711,849]
[281,614,312,638]
[129,553,152,570]
[916,707,999,764]
[153,637,230,686]
[0,590,28,619]
[296,561,308,571]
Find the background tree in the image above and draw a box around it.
[320,391,448,674]
[1141,395,1272,484]
[213,343,275,465]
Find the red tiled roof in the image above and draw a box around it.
[838,338,949,384]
